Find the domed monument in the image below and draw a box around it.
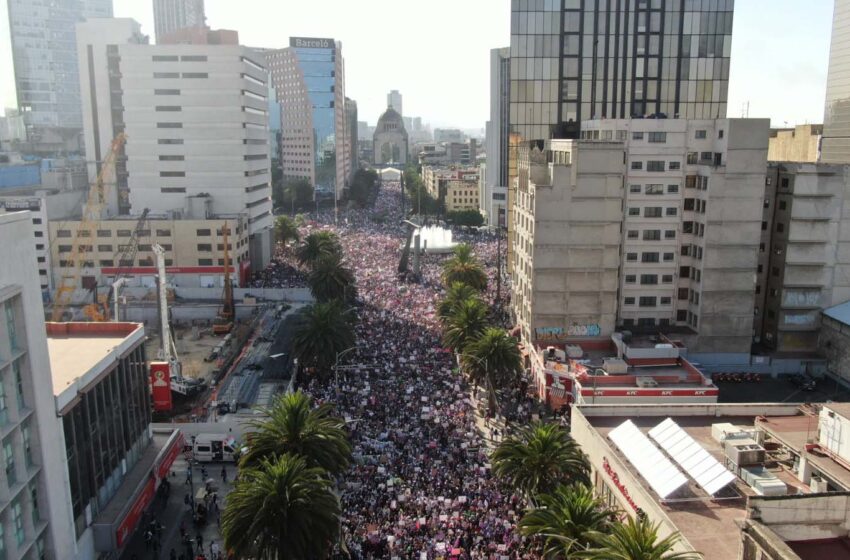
[373,107,408,165]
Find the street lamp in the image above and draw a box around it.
[333,345,360,397]
[460,352,498,416]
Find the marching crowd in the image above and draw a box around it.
[254,183,536,559]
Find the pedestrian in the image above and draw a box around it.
[144,530,153,549]
[196,532,204,551]
[185,467,192,486]
[220,466,227,483]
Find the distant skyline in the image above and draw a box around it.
[0,0,836,130]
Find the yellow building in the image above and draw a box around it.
[768,124,822,163]
[445,179,480,212]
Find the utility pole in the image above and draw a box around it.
[496,225,502,310]
[400,168,406,216]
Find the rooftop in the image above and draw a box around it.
[824,300,850,327]
[46,322,145,409]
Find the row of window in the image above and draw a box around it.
[631,131,668,143]
[629,184,679,195]
[152,55,208,62]
[153,72,208,79]
[623,296,672,307]
[57,229,170,238]
[627,206,678,217]
[624,274,674,285]
[620,311,699,328]
[625,251,675,263]
[626,229,677,240]
[630,160,680,172]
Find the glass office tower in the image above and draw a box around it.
[509,0,734,141]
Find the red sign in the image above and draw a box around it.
[155,432,185,480]
[149,362,173,411]
[602,457,643,515]
[116,476,155,548]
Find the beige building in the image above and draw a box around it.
[49,214,250,293]
[510,139,625,345]
[768,125,822,163]
[445,178,480,213]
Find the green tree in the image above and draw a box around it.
[442,244,487,291]
[222,454,340,560]
[520,484,617,558]
[438,282,481,325]
[350,168,379,208]
[274,215,300,247]
[491,421,589,500]
[579,517,702,560]
[447,209,485,227]
[277,178,314,212]
[442,297,488,353]
[308,254,357,303]
[239,391,352,476]
[461,327,523,411]
[290,300,355,376]
[295,231,342,268]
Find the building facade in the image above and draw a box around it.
[0,212,80,559]
[768,125,822,163]
[387,90,403,116]
[822,0,850,163]
[76,18,273,271]
[153,0,206,43]
[509,0,733,142]
[265,38,350,201]
[445,176,480,213]
[7,0,113,142]
[486,47,511,192]
[345,98,359,180]
[373,108,408,165]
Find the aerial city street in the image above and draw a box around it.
[3,0,850,559]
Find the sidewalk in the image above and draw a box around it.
[121,457,234,560]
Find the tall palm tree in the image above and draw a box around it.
[308,254,357,303]
[461,327,523,411]
[579,516,702,560]
[492,421,589,500]
[438,282,480,325]
[442,297,488,353]
[239,391,352,475]
[296,230,342,268]
[222,454,340,560]
[520,484,618,558]
[442,244,487,291]
[291,300,355,376]
[274,215,300,248]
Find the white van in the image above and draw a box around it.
[192,434,240,463]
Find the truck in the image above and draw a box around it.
[191,434,241,463]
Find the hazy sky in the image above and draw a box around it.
[0,0,836,129]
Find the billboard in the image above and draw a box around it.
[149,362,172,411]
[290,37,334,49]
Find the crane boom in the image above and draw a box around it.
[153,244,180,375]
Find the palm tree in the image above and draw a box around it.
[438,282,480,325]
[308,254,357,303]
[291,300,355,376]
[579,516,702,560]
[442,244,487,291]
[296,230,342,268]
[492,421,589,500]
[442,297,488,353]
[461,327,523,411]
[222,454,340,560]
[274,215,300,248]
[520,484,618,558]
[239,390,352,475]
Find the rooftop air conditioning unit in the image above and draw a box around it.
[724,438,766,467]
[635,376,659,388]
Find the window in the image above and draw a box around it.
[4,440,15,486]
[159,155,185,161]
[695,130,707,139]
[641,252,660,263]
[663,252,674,261]
[626,252,638,262]
[631,161,643,170]
[160,171,185,177]
[198,258,213,266]
[56,230,72,238]
[772,267,780,277]
[57,245,72,253]
[677,310,688,321]
[630,184,642,193]
[154,89,180,95]
[647,161,665,172]
[11,499,23,545]
[668,161,681,170]
[639,297,657,307]
[687,152,698,165]
[640,274,658,285]
[622,319,635,327]
[632,132,644,140]
[157,122,182,128]
[152,55,179,62]
[5,302,17,352]
[700,151,712,161]
[181,55,208,61]
[156,229,171,237]
[155,105,181,112]
[643,230,661,241]
[645,184,663,195]
[153,72,180,78]
[624,297,636,305]
[137,244,152,252]
[244,154,268,161]
[628,208,640,216]
[680,266,690,277]
[665,230,676,239]
[648,132,666,143]
[776,223,785,233]
[625,275,637,284]
[161,187,186,193]
[719,130,725,139]
[197,244,212,252]
[160,244,173,251]
[182,72,209,78]
[761,221,768,231]
[779,200,787,211]
[0,377,7,427]
[99,260,114,267]
[196,229,211,236]
[644,207,662,218]
[662,274,673,283]
[158,139,184,145]
[627,230,639,239]
[30,483,39,524]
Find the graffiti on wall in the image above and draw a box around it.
[534,324,601,341]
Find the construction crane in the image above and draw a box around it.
[213,221,235,335]
[82,207,150,321]
[51,133,127,322]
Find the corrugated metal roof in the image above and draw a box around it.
[824,301,850,326]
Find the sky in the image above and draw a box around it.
[0,0,836,130]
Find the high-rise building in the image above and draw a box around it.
[153,0,206,43]
[265,38,351,201]
[76,18,274,271]
[387,90,403,116]
[487,47,511,190]
[6,0,113,143]
[509,0,734,142]
[345,98,359,181]
[821,0,850,163]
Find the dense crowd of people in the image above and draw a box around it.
[253,183,534,559]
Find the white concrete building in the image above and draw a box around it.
[0,212,79,559]
[76,18,273,272]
